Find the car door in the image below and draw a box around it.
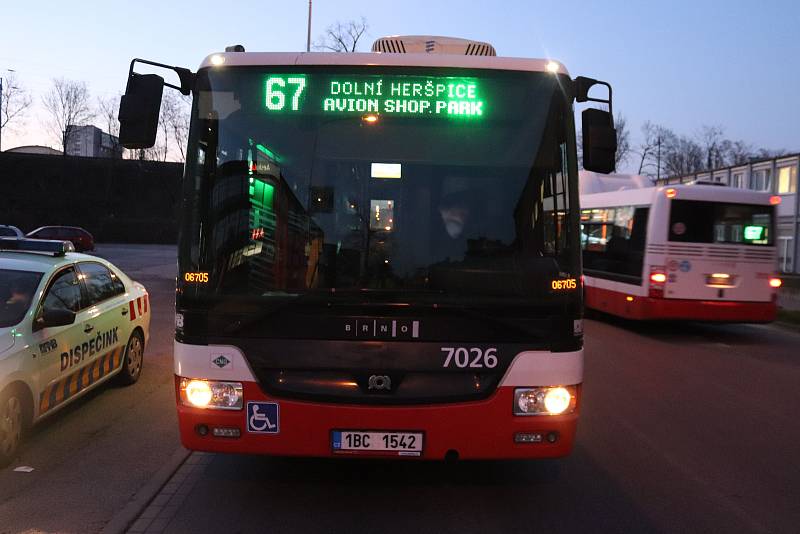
[29,266,88,418]
[76,262,130,379]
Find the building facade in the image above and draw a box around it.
[655,154,800,273]
[65,125,123,159]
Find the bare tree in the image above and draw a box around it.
[634,118,795,181]
[614,113,631,168]
[161,92,191,162]
[97,94,123,156]
[635,122,696,179]
[697,125,728,170]
[635,121,674,178]
[41,78,94,153]
[1,72,32,148]
[314,17,369,52]
[128,92,191,162]
[726,140,755,165]
[662,134,703,177]
[755,147,789,159]
[156,98,170,161]
[96,95,120,138]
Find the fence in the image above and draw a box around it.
[0,152,182,243]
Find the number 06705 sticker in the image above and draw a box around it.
[441,347,498,369]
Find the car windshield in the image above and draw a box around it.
[0,269,43,327]
[180,66,578,308]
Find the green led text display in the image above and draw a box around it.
[743,225,765,240]
[265,75,308,111]
[264,74,486,119]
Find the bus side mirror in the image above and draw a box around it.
[582,108,617,174]
[118,73,164,149]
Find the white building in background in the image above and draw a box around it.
[654,153,800,273]
[65,125,123,159]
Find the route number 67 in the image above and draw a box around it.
[441,347,498,369]
[265,76,307,112]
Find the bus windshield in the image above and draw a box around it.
[180,66,578,307]
[669,200,775,246]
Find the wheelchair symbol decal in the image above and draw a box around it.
[246,402,279,434]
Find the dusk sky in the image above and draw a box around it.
[1,0,798,170]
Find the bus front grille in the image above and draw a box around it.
[253,368,499,405]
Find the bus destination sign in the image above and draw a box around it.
[264,74,486,118]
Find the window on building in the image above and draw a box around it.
[731,172,746,188]
[777,236,793,273]
[749,168,772,192]
[777,165,798,194]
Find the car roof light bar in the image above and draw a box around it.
[0,238,75,256]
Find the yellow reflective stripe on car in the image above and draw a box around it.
[39,346,125,416]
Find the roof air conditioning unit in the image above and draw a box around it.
[371,35,496,56]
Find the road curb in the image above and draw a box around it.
[101,446,191,534]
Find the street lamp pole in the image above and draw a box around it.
[656,135,661,182]
[306,0,312,52]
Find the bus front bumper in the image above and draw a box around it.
[175,379,579,460]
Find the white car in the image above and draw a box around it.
[0,239,150,466]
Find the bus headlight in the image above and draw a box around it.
[180,379,243,410]
[514,386,576,416]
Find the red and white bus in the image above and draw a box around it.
[119,36,620,459]
[580,176,781,321]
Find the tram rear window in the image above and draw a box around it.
[668,200,774,246]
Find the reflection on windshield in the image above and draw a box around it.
[0,269,42,327]
[185,67,577,302]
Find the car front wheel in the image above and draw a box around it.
[0,389,24,467]
[117,331,144,385]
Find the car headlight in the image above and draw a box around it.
[180,378,243,410]
[514,386,576,416]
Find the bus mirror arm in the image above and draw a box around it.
[574,76,617,174]
[118,58,195,149]
[573,76,612,117]
[126,58,195,96]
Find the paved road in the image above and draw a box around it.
[131,317,800,534]
[2,245,799,533]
